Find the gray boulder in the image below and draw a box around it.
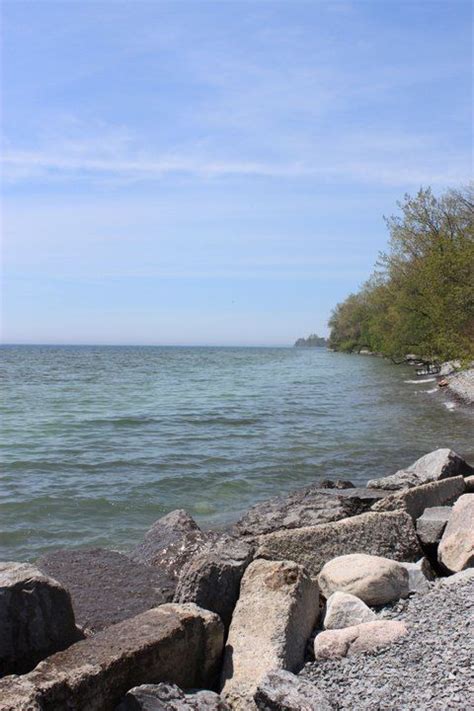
[174,535,254,630]
[318,554,409,605]
[0,604,224,711]
[130,510,216,581]
[116,683,230,710]
[399,558,435,594]
[254,670,333,710]
[438,494,474,572]
[323,591,376,629]
[0,561,79,676]
[416,506,452,545]
[367,448,474,490]
[37,547,175,633]
[256,511,421,577]
[221,559,319,711]
[233,483,386,538]
[371,476,465,520]
[314,620,408,659]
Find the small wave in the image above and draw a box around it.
[183,416,260,426]
[444,401,457,411]
[404,378,436,384]
[426,388,438,394]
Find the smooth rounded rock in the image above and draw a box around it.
[323,591,376,629]
[318,554,409,605]
[314,620,408,659]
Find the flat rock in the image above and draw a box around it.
[367,448,474,490]
[323,591,376,629]
[437,568,474,587]
[37,548,175,633]
[416,506,452,545]
[371,476,465,520]
[233,483,387,538]
[116,683,230,710]
[130,509,216,581]
[314,620,408,659]
[254,670,333,711]
[221,559,319,711]
[438,494,474,572]
[0,561,80,676]
[174,535,254,630]
[318,554,409,605]
[256,511,421,577]
[0,604,224,711]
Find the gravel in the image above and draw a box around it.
[446,368,474,406]
[300,572,474,710]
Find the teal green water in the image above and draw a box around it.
[1,345,472,562]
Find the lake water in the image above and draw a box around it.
[1,345,472,562]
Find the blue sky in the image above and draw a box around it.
[1,0,471,345]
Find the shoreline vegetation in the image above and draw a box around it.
[294,334,328,347]
[327,186,473,365]
[1,448,473,709]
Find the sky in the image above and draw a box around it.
[1,0,472,346]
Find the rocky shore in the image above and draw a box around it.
[1,448,474,710]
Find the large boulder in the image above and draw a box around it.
[220,559,319,711]
[115,683,230,710]
[314,620,407,659]
[438,494,474,572]
[416,506,452,545]
[254,670,333,711]
[130,510,216,580]
[323,591,376,629]
[371,476,465,520]
[256,511,421,577]
[367,449,474,490]
[0,604,224,711]
[0,561,79,676]
[233,483,387,538]
[318,554,409,605]
[37,548,175,633]
[173,536,254,630]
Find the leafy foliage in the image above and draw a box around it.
[328,186,474,361]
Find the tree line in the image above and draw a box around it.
[328,186,474,362]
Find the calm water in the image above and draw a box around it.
[1,345,472,562]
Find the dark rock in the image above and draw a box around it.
[256,511,422,577]
[0,561,80,676]
[254,669,333,710]
[367,448,474,490]
[232,482,387,538]
[116,683,231,710]
[130,510,217,582]
[0,604,224,711]
[37,548,174,633]
[174,536,254,630]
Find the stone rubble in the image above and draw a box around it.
[1,446,473,711]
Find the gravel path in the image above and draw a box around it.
[300,572,474,710]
